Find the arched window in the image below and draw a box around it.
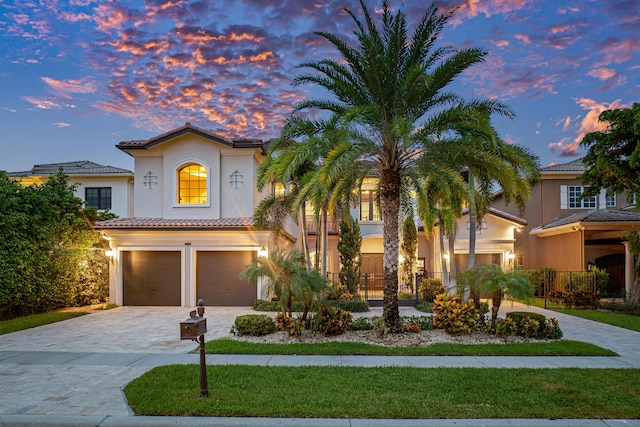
[177,163,207,205]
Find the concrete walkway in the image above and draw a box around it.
[0,304,638,426]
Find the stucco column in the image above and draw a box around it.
[624,242,634,298]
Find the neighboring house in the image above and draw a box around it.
[5,160,133,218]
[94,123,293,307]
[492,158,640,296]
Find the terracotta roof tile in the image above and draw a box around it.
[6,160,132,177]
[94,217,254,229]
[540,209,640,230]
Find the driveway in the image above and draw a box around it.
[0,303,638,418]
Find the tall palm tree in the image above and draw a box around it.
[293,0,512,331]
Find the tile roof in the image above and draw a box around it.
[542,158,585,172]
[6,160,132,177]
[539,209,640,230]
[117,122,267,153]
[94,217,255,229]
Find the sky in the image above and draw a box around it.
[1,0,639,173]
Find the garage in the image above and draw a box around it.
[122,251,181,306]
[196,251,255,306]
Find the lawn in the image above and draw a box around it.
[206,338,616,356]
[0,311,87,335]
[125,365,640,418]
[557,309,640,332]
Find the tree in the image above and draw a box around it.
[293,0,511,332]
[457,264,533,330]
[338,218,362,295]
[240,249,327,321]
[580,103,640,301]
[401,216,417,292]
[0,171,111,319]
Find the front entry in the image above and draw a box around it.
[361,253,383,300]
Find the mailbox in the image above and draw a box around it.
[180,316,207,340]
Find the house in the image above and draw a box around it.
[492,158,640,296]
[5,160,133,218]
[94,123,294,307]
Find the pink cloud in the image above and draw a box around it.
[41,77,96,94]
[549,98,630,157]
[22,96,60,109]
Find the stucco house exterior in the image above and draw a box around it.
[492,158,640,296]
[94,123,295,307]
[5,160,134,219]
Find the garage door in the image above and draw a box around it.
[196,251,255,306]
[122,251,181,306]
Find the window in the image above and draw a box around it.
[568,186,596,209]
[360,190,381,221]
[85,187,111,210]
[606,191,616,207]
[177,163,207,204]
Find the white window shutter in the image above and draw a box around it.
[599,189,606,209]
[560,185,567,209]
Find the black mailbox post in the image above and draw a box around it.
[180,299,208,396]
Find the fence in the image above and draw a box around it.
[328,269,598,308]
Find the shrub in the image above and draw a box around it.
[432,293,480,336]
[231,314,276,336]
[325,299,370,313]
[544,317,563,339]
[507,311,550,339]
[494,317,518,337]
[325,282,352,302]
[549,289,600,308]
[415,300,433,313]
[313,304,352,336]
[419,278,445,302]
[600,301,640,316]
[275,312,305,336]
[350,316,375,331]
[252,299,280,311]
[402,315,434,331]
[520,316,540,338]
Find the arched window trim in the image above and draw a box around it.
[173,160,211,207]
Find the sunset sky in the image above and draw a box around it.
[1,0,638,173]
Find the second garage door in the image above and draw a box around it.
[196,251,255,306]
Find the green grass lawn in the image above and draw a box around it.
[125,365,640,418]
[0,311,88,335]
[206,338,616,356]
[557,309,640,332]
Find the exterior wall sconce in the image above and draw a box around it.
[105,250,114,257]
[508,251,515,260]
[144,171,158,189]
[258,246,268,258]
[443,252,450,261]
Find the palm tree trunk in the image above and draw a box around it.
[439,226,450,291]
[448,234,457,290]
[321,205,328,277]
[300,208,311,271]
[491,288,502,330]
[380,169,402,333]
[468,172,477,270]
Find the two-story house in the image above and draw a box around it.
[5,160,133,218]
[94,123,294,307]
[492,158,640,296]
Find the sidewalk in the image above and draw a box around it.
[0,304,638,426]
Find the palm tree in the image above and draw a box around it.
[293,1,512,331]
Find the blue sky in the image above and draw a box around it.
[1,0,638,173]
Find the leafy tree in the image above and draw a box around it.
[580,103,640,301]
[292,0,511,332]
[0,171,111,319]
[338,218,362,295]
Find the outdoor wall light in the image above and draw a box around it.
[105,250,114,257]
[258,246,268,257]
[443,252,450,261]
[508,251,515,260]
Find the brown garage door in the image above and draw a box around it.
[196,251,255,306]
[122,251,181,306]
